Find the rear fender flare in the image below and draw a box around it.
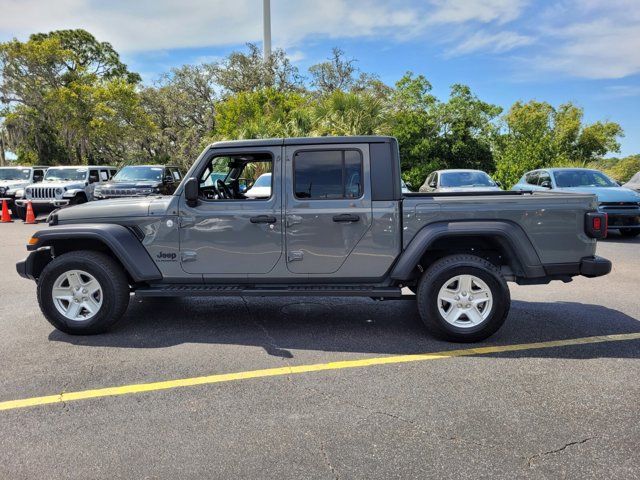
[390,221,545,281]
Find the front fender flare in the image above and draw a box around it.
[24,224,162,282]
[390,221,546,281]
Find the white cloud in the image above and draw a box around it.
[527,0,640,79]
[0,0,528,54]
[445,30,533,56]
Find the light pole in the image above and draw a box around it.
[263,0,271,62]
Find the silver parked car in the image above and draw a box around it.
[419,169,501,193]
[623,171,640,193]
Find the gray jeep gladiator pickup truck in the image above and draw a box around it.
[16,136,611,342]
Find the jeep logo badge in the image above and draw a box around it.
[156,251,177,261]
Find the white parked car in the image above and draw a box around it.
[244,173,272,199]
[419,169,502,193]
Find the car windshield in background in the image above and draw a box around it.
[440,171,495,187]
[113,166,163,182]
[0,168,31,180]
[554,170,617,188]
[44,168,88,181]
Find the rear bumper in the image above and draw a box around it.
[579,255,612,277]
[603,211,640,230]
[517,255,611,284]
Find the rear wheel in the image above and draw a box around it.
[619,229,640,238]
[416,254,510,342]
[37,250,130,335]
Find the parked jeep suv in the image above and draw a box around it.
[0,166,48,217]
[94,165,183,199]
[512,168,640,237]
[15,165,117,217]
[17,137,611,342]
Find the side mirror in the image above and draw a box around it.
[495,180,502,187]
[164,175,175,184]
[184,177,199,207]
[89,174,99,184]
[429,182,437,188]
[540,181,552,189]
[33,175,43,183]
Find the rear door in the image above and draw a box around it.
[284,143,372,274]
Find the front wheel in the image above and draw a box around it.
[37,250,130,334]
[416,254,510,342]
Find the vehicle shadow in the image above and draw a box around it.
[48,296,640,360]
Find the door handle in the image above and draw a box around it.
[333,214,360,223]
[250,215,277,224]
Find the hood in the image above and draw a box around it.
[37,180,87,189]
[97,180,161,189]
[0,179,30,189]
[437,186,502,193]
[556,186,640,203]
[54,197,167,222]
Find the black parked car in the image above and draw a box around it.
[94,165,183,199]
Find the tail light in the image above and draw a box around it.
[585,212,607,239]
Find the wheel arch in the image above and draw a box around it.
[24,224,162,283]
[390,221,546,282]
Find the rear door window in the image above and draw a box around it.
[294,150,363,200]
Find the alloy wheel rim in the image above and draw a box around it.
[437,274,493,328]
[52,270,103,322]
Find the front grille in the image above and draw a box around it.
[30,187,56,199]
[102,189,144,197]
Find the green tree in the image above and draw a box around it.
[213,87,310,140]
[494,101,623,187]
[211,43,303,95]
[0,29,147,165]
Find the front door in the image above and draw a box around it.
[179,146,283,275]
[284,144,372,274]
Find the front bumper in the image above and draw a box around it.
[15,198,70,208]
[16,247,53,281]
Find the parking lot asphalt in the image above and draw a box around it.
[0,221,639,479]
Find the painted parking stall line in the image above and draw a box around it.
[1,332,639,413]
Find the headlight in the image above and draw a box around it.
[55,188,63,195]
[26,188,32,195]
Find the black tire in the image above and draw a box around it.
[416,254,510,342]
[69,194,87,206]
[37,250,130,335]
[13,204,27,221]
[619,229,640,238]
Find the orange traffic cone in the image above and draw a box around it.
[1,199,13,223]
[24,201,37,224]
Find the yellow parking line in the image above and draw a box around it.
[2,332,639,412]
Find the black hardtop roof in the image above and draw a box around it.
[209,136,396,149]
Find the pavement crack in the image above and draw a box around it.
[319,441,339,480]
[527,437,594,468]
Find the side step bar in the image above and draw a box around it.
[134,284,404,299]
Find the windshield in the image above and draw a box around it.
[113,166,163,182]
[553,170,617,188]
[252,174,271,188]
[440,171,496,187]
[0,168,31,180]
[44,168,88,181]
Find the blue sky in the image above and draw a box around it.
[2,0,640,155]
